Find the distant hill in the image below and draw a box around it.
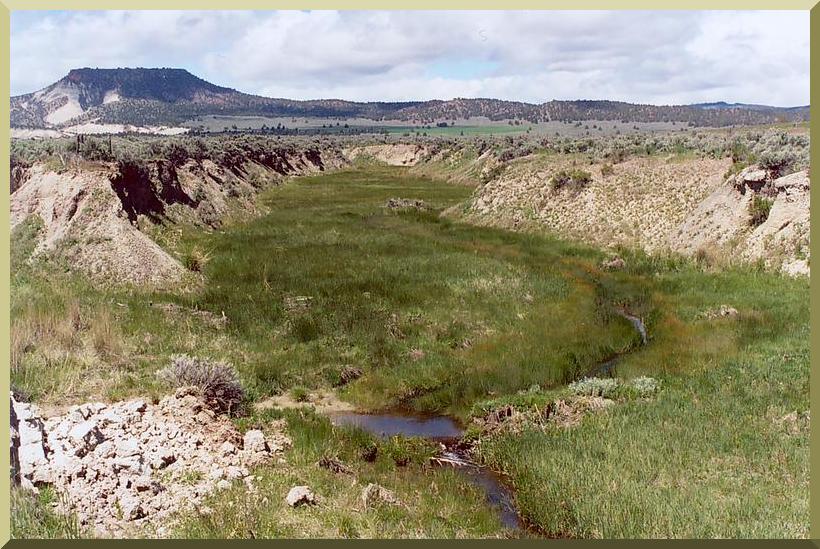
[10,67,810,129]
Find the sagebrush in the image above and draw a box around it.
[158,355,245,415]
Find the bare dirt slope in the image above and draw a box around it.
[11,148,348,287]
[344,144,429,166]
[671,167,810,275]
[467,154,732,252]
[463,154,809,275]
[11,164,186,288]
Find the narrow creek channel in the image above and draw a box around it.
[328,412,524,531]
[327,311,648,534]
[586,310,648,378]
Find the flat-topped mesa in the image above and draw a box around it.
[11,67,809,129]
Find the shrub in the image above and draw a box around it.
[164,142,190,167]
[629,376,660,397]
[550,169,592,191]
[158,355,246,415]
[78,137,114,162]
[748,195,773,227]
[758,145,800,178]
[568,377,619,398]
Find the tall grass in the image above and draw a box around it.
[475,257,809,538]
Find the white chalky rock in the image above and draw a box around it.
[119,492,145,521]
[68,421,105,456]
[8,389,290,536]
[243,430,269,454]
[115,438,140,457]
[286,485,316,507]
[219,441,237,456]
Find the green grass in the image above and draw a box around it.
[10,163,808,538]
[10,486,85,539]
[165,165,643,415]
[472,253,809,538]
[173,407,513,539]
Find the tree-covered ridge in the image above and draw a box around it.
[11,68,810,129]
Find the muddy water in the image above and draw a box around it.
[329,412,524,531]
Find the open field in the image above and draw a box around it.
[182,114,696,138]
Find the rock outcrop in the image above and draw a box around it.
[671,166,810,275]
[10,389,290,537]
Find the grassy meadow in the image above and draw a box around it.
[10,163,809,538]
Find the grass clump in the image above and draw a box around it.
[181,246,211,273]
[289,385,310,403]
[748,195,773,227]
[550,168,592,191]
[10,486,85,539]
[158,354,246,415]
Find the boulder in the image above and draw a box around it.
[286,485,316,507]
[361,483,400,508]
[118,492,146,521]
[243,430,269,454]
[68,420,105,456]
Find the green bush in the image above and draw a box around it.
[550,168,592,191]
[568,376,619,398]
[748,195,773,227]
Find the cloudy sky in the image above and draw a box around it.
[10,10,809,106]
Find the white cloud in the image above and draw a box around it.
[11,10,809,106]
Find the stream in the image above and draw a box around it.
[327,311,648,533]
[329,412,524,531]
[586,310,648,378]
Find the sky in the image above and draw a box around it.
[10,10,810,106]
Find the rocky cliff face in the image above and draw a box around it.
[671,166,810,275]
